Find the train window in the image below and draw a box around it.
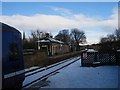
[9,43,19,61]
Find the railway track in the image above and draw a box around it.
[25,57,76,77]
[22,56,80,89]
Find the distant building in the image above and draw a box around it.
[69,44,76,52]
[37,38,70,56]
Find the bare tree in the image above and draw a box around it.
[107,34,116,42]
[99,28,120,52]
[100,37,108,43]
[31,31,38,41]
[31,30,53,41]
[70,28,86,51]
[55,29,70,44]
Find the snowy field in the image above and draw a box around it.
[38,60,119,88]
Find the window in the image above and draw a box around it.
[9,43,19,61]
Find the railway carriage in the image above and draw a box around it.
[1,22,25,89]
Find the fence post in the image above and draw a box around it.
[94,52,97,62]
[116,50,120,65]
[109,53,111,65]
[118,52,119,65]
[115,51,117,65]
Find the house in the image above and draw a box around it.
[37,38,70,56]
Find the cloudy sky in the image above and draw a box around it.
[1,2,118,44]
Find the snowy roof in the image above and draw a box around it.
[1,22,20,33]
[37,38,64,44]
[79,43,88,46]
[117,49,120,52]
[86,49,98,52]
[49,38,64,44]
[37,40,50,43]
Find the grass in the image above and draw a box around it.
[24,51,81,68]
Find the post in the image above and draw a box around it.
[116,50,120,65]
[94,52,97,62]
[37,36,40,50]
[38,40,40,50]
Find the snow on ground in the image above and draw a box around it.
[25,66,40,72]
[23,57,80,87]
[41,60,118,88]
[25,57,75,76]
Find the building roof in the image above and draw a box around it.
[117,49,120,52]
[1,22,20,33]
[86,49,98,52]
[37,38,64,44]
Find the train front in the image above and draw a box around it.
[1,22,25,89]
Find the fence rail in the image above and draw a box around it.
[81,51,120,66]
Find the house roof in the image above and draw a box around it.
[37,38,64,44]
[1,22,20,33]
[117,49,120,52]
[86,49,98,52]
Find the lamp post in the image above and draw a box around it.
[38,40,40,50]
[37,34,40,50]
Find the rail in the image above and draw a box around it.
[22,56,80,89]
[25,57,76,77]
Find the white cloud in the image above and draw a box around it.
[1,6,118,44]
[99,7,118,34]
[52,7,72,16]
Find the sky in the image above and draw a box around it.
[1,2,118,44]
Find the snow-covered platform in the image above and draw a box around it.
[30,60,119,88]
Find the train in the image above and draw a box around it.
[1,22,25,89]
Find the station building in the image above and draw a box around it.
[37,38,70,56]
